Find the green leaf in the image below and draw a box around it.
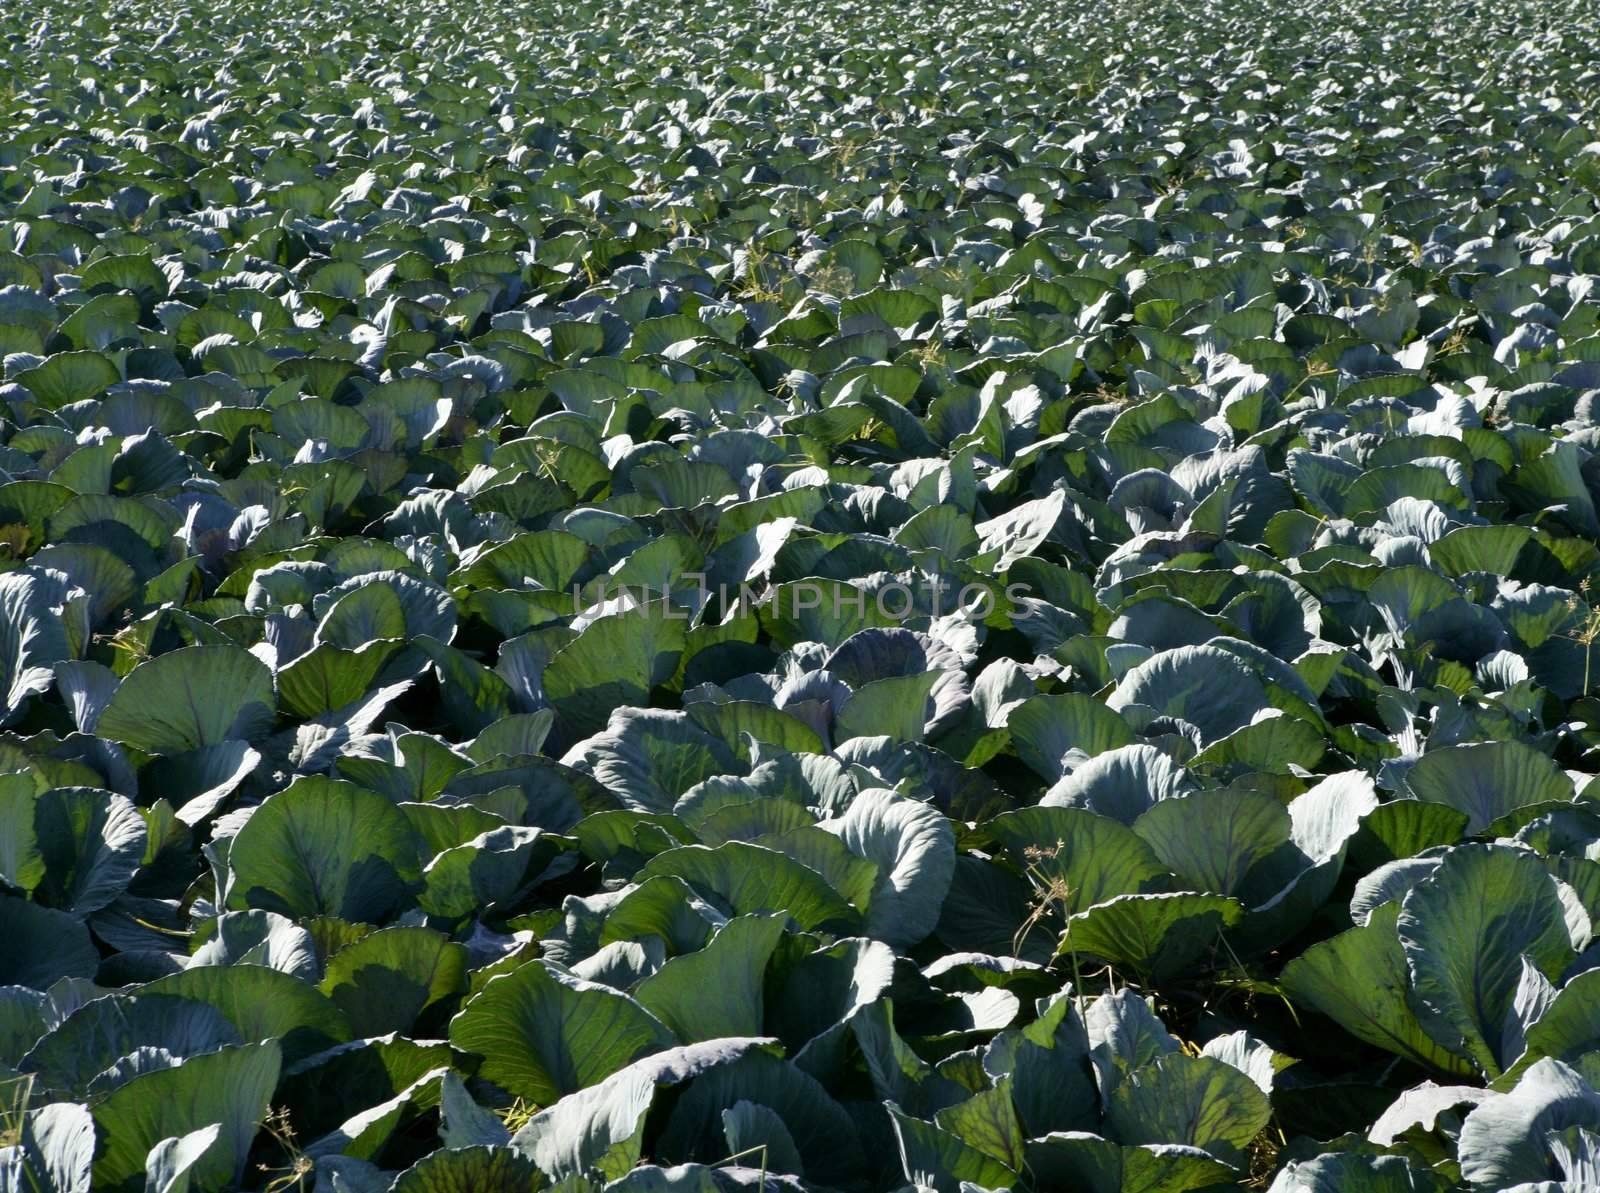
[438,1070,510,1149]
[510,1066,654,1182]
[4,1101,95,1193]
[81,253,167,299]
[1107,644,1271,745]
[0,895,99,988]
[96,646,276,754]
[314,582,407,648]
[278,1036,455,1145]
[1066,892,1245,982]
[413,637,516,735]
[1402,741,1574,834]
[886,1102,1018,1193]
[835,672,941,743]
[388,1145,541,1193]
[1084,989,1181,1098]
[933,1078,1026,1172]
[637,842,859,933]
[189,910,318,981]
[1104,1053,1271,1168]
[302,1064,448,1162]
[447,960,674,1105]
[721,1100,803,1176]
[974,490,1066,571]
[1398,843,1576,1077]
[0,773,44,894]
[419,825,554,920]
[1025,1131,1236,1193]
[1007,693,1136,782]
[1428,524,1534,577]
[1041,744,1191,824]
[0,573,73,727]
[318,926,468,1037]
[1280,901,1475,1077]
[16,352,120,408]
[142,1124,222,1193]
[29,787,147,917]
[139,964,351,1064]
[823,787,954,948]
[1268,1151,1452,1192]
[545,601,688,736]
[277,641,401,719]
[90,1041,280,1193]
[986,806,1171,916]
[508,1040,776,1182]
[635,914,786,1042]
[759,578,897,651]
[1457,1057,1600,1188]
[225,776,421,921]
[21,992,239,1096]
[983,986,1098,1136]
[659,1049,864,1187]
[567,708,740,813]
[1133,789,1291,896]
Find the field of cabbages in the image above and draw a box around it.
[4,0,1600,1187]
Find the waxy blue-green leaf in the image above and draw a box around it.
[90,1041,280,1193]
[1401,741,1574,835]
[1105,1053,1272,1168]
[1281,902,1476,1077]
[96,646,275,754]
[317,926,468,1037]
[1398,844,1577,1078]
[225,776,421,921]
[634,914,785,1042]
[822,787,954,948]
[637,842,859,933]
[448,960,674,1105]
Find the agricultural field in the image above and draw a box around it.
[4,0,1600,1187]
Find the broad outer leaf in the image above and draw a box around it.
[1084,989,1181,1098]
[225,776,421,921]
[1104,1053,1272,1168]
[1065,892,1245,982]
[1457,1057,1600,1188]
[1280,902,1475,1077]
[1106,644,1270,745]
[1398,844,1575,1077]
[659,1050,865,1187]
[318,925,469,1037]
[1268,1152,1451,1192]
[143,1124,223,1193]
[448,959,674,1104]
[509,1039,778,1182]
[388,1144,541,1193]
[1403,741,1574,834]
[637,842,859,933]
[1133,788,1291,896]
[635,913,786,1042]
[96,645,275,754]
[13,1101,95,1193]
[0,894,99,989]
[138,965,351,1065]
[1025,1131,1235,1193]
[722,1100,804,1176]
[888,1102,1018,1193]
[90,1040,280,1193]
[545,600,687,736]
[986,806,1170,916]
[0,571,71,725]
[189,910,319,981]
[822,787,955,948]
